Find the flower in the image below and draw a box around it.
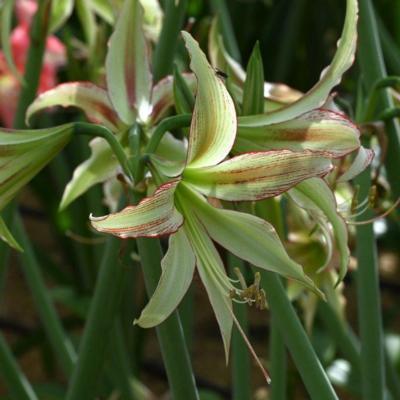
[0,0,66,127]
[89,32,333,357]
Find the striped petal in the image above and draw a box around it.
[106,0,152,124]
[0,124,73,211]
[26,82,122,131]
[135,227,195,327]
[182,31,236,169]
[183,151,332,201]
[289,178,349,281]
[236,109,360,157]
[90,180,183,238]
[239,0,358,128]
[338,146,374,182]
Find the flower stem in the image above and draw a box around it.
[14,215,77,377]
[0,333,38,400]
[152,0,188,82]
[65,234,127,400]
[261,272,338,400]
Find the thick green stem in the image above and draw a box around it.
[14,215,77,377]
[0,334,38,400]
[261,272,338,400]
[209,0,241,62]
[13,0,51,129]
[152,0,187,81]
[228,254,251,400]
[65,235,127,400]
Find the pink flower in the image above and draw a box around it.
[0,0,66,127]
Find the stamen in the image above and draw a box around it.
[65,230,106,245]
[234,267,248,290]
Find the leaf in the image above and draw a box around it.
[173,65,195,115]
[338,146,374,182]
[60,136,122,210]
[50,0,74,32]
[106,0,152,124]
[242,42,264,115]
[182,31,237,169]
[235,109,360,157]
[238,0,358,127]
[184,150,332,201]
[0,124,74,211]
[91,0,115,24]
[90,180,183,238]
[1,0,23,83]
[183,184,322,294]
[289,177,349,281]
[135,227,195,327]
[0,215,22,251]
[76,0,97,48]
[26,82,122,131]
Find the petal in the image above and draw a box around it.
[0,215,22,252]
[236,109,360,157]
[26,82,122,131]
[0,124,73,211]
[289,177,349,281]
[106,0,152,124]
[181,209,233,360]
[135,227,195,327]
[183,150,332,201]
[90,180,183,238]
[239,0,358,127]
[182,31,236,169]
[60,136,122,210]
[183,185,321,294]
[337,146,374,182]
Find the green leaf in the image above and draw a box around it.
[238,0,358,127]
[60,136,122,210]
[0,215,22,252]
[135,227,195,327]
[173,65,195,115]
[91,0,115,24]
[106,0,152,124]
[236,109,360,157]
[242,42,264,116]
[76,0,97,48]
[90,180,183,238]
[184,185,322,295]
[50,0,74,32]
[289,178,349,282]
[184,150,332,201]
[182,31,237,169]
[26,82,123,131]
[0,124,73,211]
[338,146,374,182]
[0,0,23,83]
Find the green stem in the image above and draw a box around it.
[152,0,188,82]
[145,114,192,154]
[14,215,77,377]
[73,123,133,182]
[358,0,400,199]
[65,235,127,400]
[13,0,51,129]
[261,272,338,400]
[133,195,199,400]
[0,334,38,400]
[228,254,251,400]
[209,0,241,62]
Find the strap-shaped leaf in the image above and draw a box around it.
[239,0,358,128]
[236,109,360,157]
[106,0,152,124]
[184,185,322,295]
[338,146,374,182]
[135,227,195,327]
[50,0,74,32]
[60,137,122,210]
[0,124,73,211]
[182,31,236,169]
[26,82,122,131]
[0,215,22,251]
[184,150,332,201]
[90,180,183,238]
[289,178,349,281]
